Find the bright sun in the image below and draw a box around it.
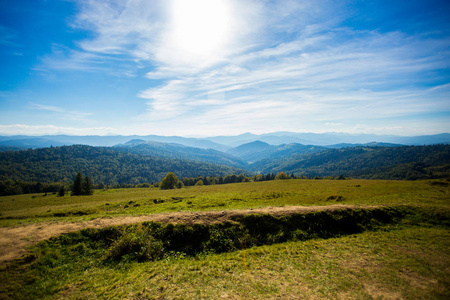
[169,0,230,62]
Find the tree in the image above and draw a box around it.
[71,172,93,196]
[275,172,289,180]
[176,181,184,189]
[71,172,83,196]
[58,185,65,197]
[160,172,179,190]
[82,175,93,195]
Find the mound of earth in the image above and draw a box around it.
[0,205,363,264]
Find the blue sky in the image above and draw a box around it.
[0,0,449,137]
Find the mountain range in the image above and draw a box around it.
[0,132,448,194]
[0,132,448,150]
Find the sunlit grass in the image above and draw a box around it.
[1,179,449,226]
[2,226,448,299]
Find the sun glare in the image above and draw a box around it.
[169,0,230,62]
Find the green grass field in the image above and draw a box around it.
[1,179,449,226]
[0,179,449,299]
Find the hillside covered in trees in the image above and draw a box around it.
[0,142,448,196]
[249,144,450,179]
[0,145,248,188]
[114,141,247,169]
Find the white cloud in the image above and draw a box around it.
[137,27,450,128]
[33,0,450,136]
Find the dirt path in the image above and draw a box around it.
[0,205,362,265]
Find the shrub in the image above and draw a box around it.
[105,229,164,262]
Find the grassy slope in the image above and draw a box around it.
[1,179,449,226]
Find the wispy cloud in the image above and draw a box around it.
[29,102,93,122]
[34,0,450,135]
[29,103,66,113]
[137,26,450,133]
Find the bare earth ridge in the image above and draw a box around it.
[0,205,366,264]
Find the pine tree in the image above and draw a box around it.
[82,175,93,195]
[71,172,83,196]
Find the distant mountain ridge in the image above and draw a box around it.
[206,132,450,147]
[227,141,275,163]
[0,135,227,151]
[0,132,448,150]
[1,132,448,150]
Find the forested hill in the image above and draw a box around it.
[0,145,248,185]
[250,144,450,180]
[114,141,247,169]
[0,143,448,193]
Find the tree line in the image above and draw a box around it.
[0,170,345,195]
[158,172,305,190]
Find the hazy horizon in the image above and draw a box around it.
[0,130,449,140]
[1,0,449,137]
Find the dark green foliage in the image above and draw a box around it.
[0,180,62,196]
[160,172,180,190]
[71,172,83,196]
[181,174,252,186]
[105,228,164,262]
[71,172,93,196]
[57,185,65,197]
[82,175,93,195]
[115,142,247,169]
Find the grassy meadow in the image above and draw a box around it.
[1,179,449,226]
[0,179,449,299]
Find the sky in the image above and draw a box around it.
[0,0,449,137]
